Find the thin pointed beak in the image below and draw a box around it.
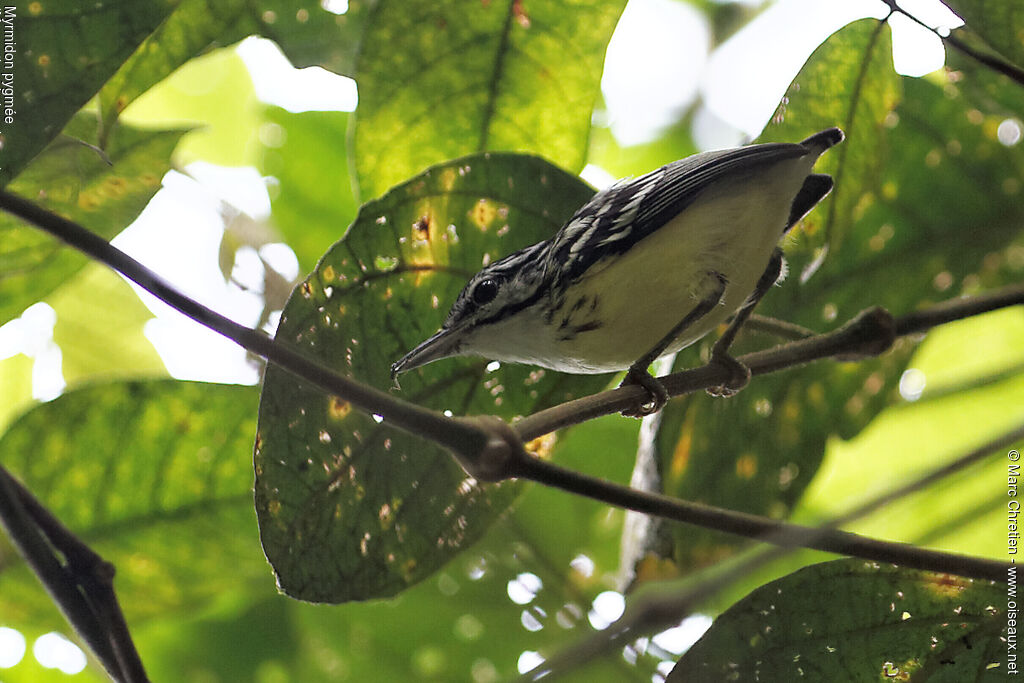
[391,327,462,380]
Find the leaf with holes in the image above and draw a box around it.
[670,559,1007,681]
[0,0,179,186]
[352,0,626,198]
[255,152,610,603]
[0,114,186,326]
[944,0,1024,70]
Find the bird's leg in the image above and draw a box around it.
[706,248,784,397]
[620,272,728,417]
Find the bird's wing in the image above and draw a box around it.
[547,142,809,285]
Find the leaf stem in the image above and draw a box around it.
[0,466,147,682]
[884,0,1024,87]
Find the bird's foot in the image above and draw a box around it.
[706,353,751,398]
[619,366,669,417]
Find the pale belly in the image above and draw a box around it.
[540,183,794,373]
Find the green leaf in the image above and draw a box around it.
[0,0,179,186]
[97,0,254,141]
[760,19,901,260]
[0,115,185,326]
[795,308,1024,561]
[259,107,359,273]
[118,47,259,167]
[671,559,1007,681]
[0,640,106,683]
[352,0,627,198]
[136,598,298,683]
[944,0,1024,70]
[97,0,370,140]
[259,0,371,76]
[587,114,699,180]
[48,262,166,384]
[0,353,33,436]
[0,380,265,628]
[780,50,1024,325]
[255,152,610,603]
[146,416,643,681]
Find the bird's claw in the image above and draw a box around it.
[619,367,669,418]
[706,353,751,397]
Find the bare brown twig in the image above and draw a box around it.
[881,0,1024,88]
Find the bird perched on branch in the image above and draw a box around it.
[393,128,844,416]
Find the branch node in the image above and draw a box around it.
[452,416,525,482]
[835,306,896,361]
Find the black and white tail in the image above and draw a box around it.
[785,127,844,230]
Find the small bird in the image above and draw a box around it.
[392,128,844,415]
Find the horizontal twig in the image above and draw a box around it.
[507,444,1007,582]
[515,285,1024,440]
[522,420,1024,681]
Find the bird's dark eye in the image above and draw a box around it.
[471,278,499,305]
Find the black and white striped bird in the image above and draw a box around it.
[393,128,844,414]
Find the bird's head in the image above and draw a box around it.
[390,241,550,379]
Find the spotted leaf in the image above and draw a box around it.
[255,152,609,602]
[670,559,1007,681]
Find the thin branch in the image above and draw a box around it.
[0,466,143,682]
[894,284,1024,336]
[942,32,1024,87]
[9,471,149,682]
[743,313,816,341]
[514,306,887,439]
[830,418,1024,524]
[884,0,1024,87]
[504,445,1005,582]
[521,420,1024,681]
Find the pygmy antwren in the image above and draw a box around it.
[392,128,844,416]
